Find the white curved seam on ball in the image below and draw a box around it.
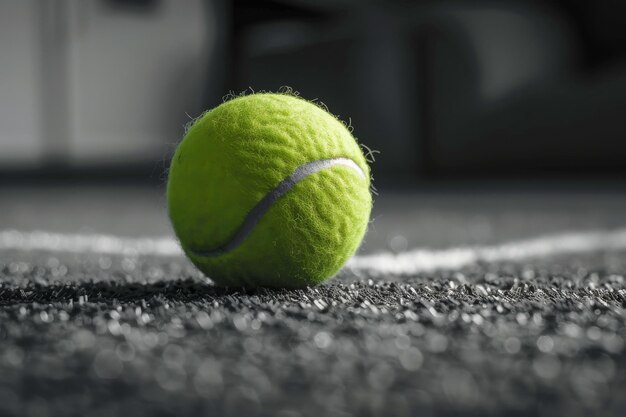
[189,157,366,257]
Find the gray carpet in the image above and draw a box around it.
[0,248,624,417]
[1,185,625,416]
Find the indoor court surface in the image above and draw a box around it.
[1,184,624,417]
[2,1,626,416]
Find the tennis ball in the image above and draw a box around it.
[167,93,372,288]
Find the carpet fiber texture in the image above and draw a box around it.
[0,242,624,417]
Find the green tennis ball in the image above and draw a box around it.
[167,93,372,288]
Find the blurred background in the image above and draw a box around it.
[3,0,626,183]
[3,4,626,415]
[2,0,626,251]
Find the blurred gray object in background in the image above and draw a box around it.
[233,2,421,180]
[0,0,218,170]
[232,2,581,180]
[2,0,626,182]
[427,3,626,175]
[0,1,44,166]
[422,4,578,173]
[233,1,626,181]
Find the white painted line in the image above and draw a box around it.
[347,228,626,274]
[0,230,183,257]
[2,228,626,273]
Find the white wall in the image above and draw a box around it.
[0,0,217,168]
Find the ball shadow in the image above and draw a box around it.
[0,278,315,306]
